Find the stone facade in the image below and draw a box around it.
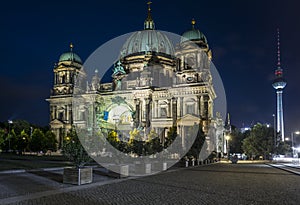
[46,4,225,155]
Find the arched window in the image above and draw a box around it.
[159,101,168,117]
[185,98,196,115]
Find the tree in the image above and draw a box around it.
[164,126,177,149]
[229,127,248,154]
[44,131,58,152]
[8,129,17,151]
[62,128,92,168]
[15,130,30,154]
[144,135,163,155]
[0,129,5,150]
[242,123,274,159]
[275,141,291,155]
[30,129,46,153]
[10,120,31,136]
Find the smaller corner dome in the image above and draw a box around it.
[59,52,82,64]
[58,43,82,64]
[181,19,208,44]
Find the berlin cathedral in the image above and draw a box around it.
[46,2,226,156]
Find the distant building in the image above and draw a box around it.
[46,2,225,154]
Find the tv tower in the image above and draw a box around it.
[272,29,287,142]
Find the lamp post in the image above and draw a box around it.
[291,131,300,157]
[225,134,230,159]
[272,114,276,148]
[8,120,13,152]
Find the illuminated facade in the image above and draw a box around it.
[47,2,225,153]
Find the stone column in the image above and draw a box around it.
[167,99,171,118]
[181,126,185,150]
[197,95,201,118]
[145,98,151,128]
[154,100,158,118]
[200,96,204,119]
[172,97,177,126]
[64,106,68,122]
[180,97,183,117]
[197,52,201,69]
[208,100,213,119]
[203,95,209,120]
[134,99,140,128]
[54,73,57,85]
[69,104,73,123]
[54,106,57,119]
[50,106,54,121]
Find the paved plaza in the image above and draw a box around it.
[0,163,299,205]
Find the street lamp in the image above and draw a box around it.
[8,120,13,152]
[291,131,300,157]
[272,114,276,148]
[225,134,230,158]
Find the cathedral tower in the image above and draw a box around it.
[46,43,83,148]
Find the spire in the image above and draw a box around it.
[275,29,283,77]
[226,113,232,133]
[227,113,231,126]
[191,18,196,29]
[144,1,155,30]
[70,42,73,52]
[277,28,281,69]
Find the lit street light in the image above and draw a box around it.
[8,120,13,152]
[272,114,276,148]
[225,134,230,158]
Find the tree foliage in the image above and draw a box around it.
[44,131,58,151]
[30,129,46,152]
[242,123,274,159]
[0,129,5,148]
[62,128,92,168]
[229,127,248,154]
[0,120,56,154]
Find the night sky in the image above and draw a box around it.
[0,0,299,136]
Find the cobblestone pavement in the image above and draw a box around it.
[0,163,299,205]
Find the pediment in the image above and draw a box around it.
[177,114,200,125]
[49,119,64,127]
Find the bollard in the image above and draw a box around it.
[163,162,167,171]
[145,163,151,174]
[185,160,189,167]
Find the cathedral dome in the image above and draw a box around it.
[181,19,208,44]
[120,1,174,58]
[120,30,175,58]
[59,43,82,64]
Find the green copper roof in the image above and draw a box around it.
[59,52,82,64]
[181,19,208,44]
[181,28,208,43]
[120,30,175,57]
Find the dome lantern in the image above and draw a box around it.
[120,2,174,58]
[144,1,155,30]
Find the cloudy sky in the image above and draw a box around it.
[0,0,299,136]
